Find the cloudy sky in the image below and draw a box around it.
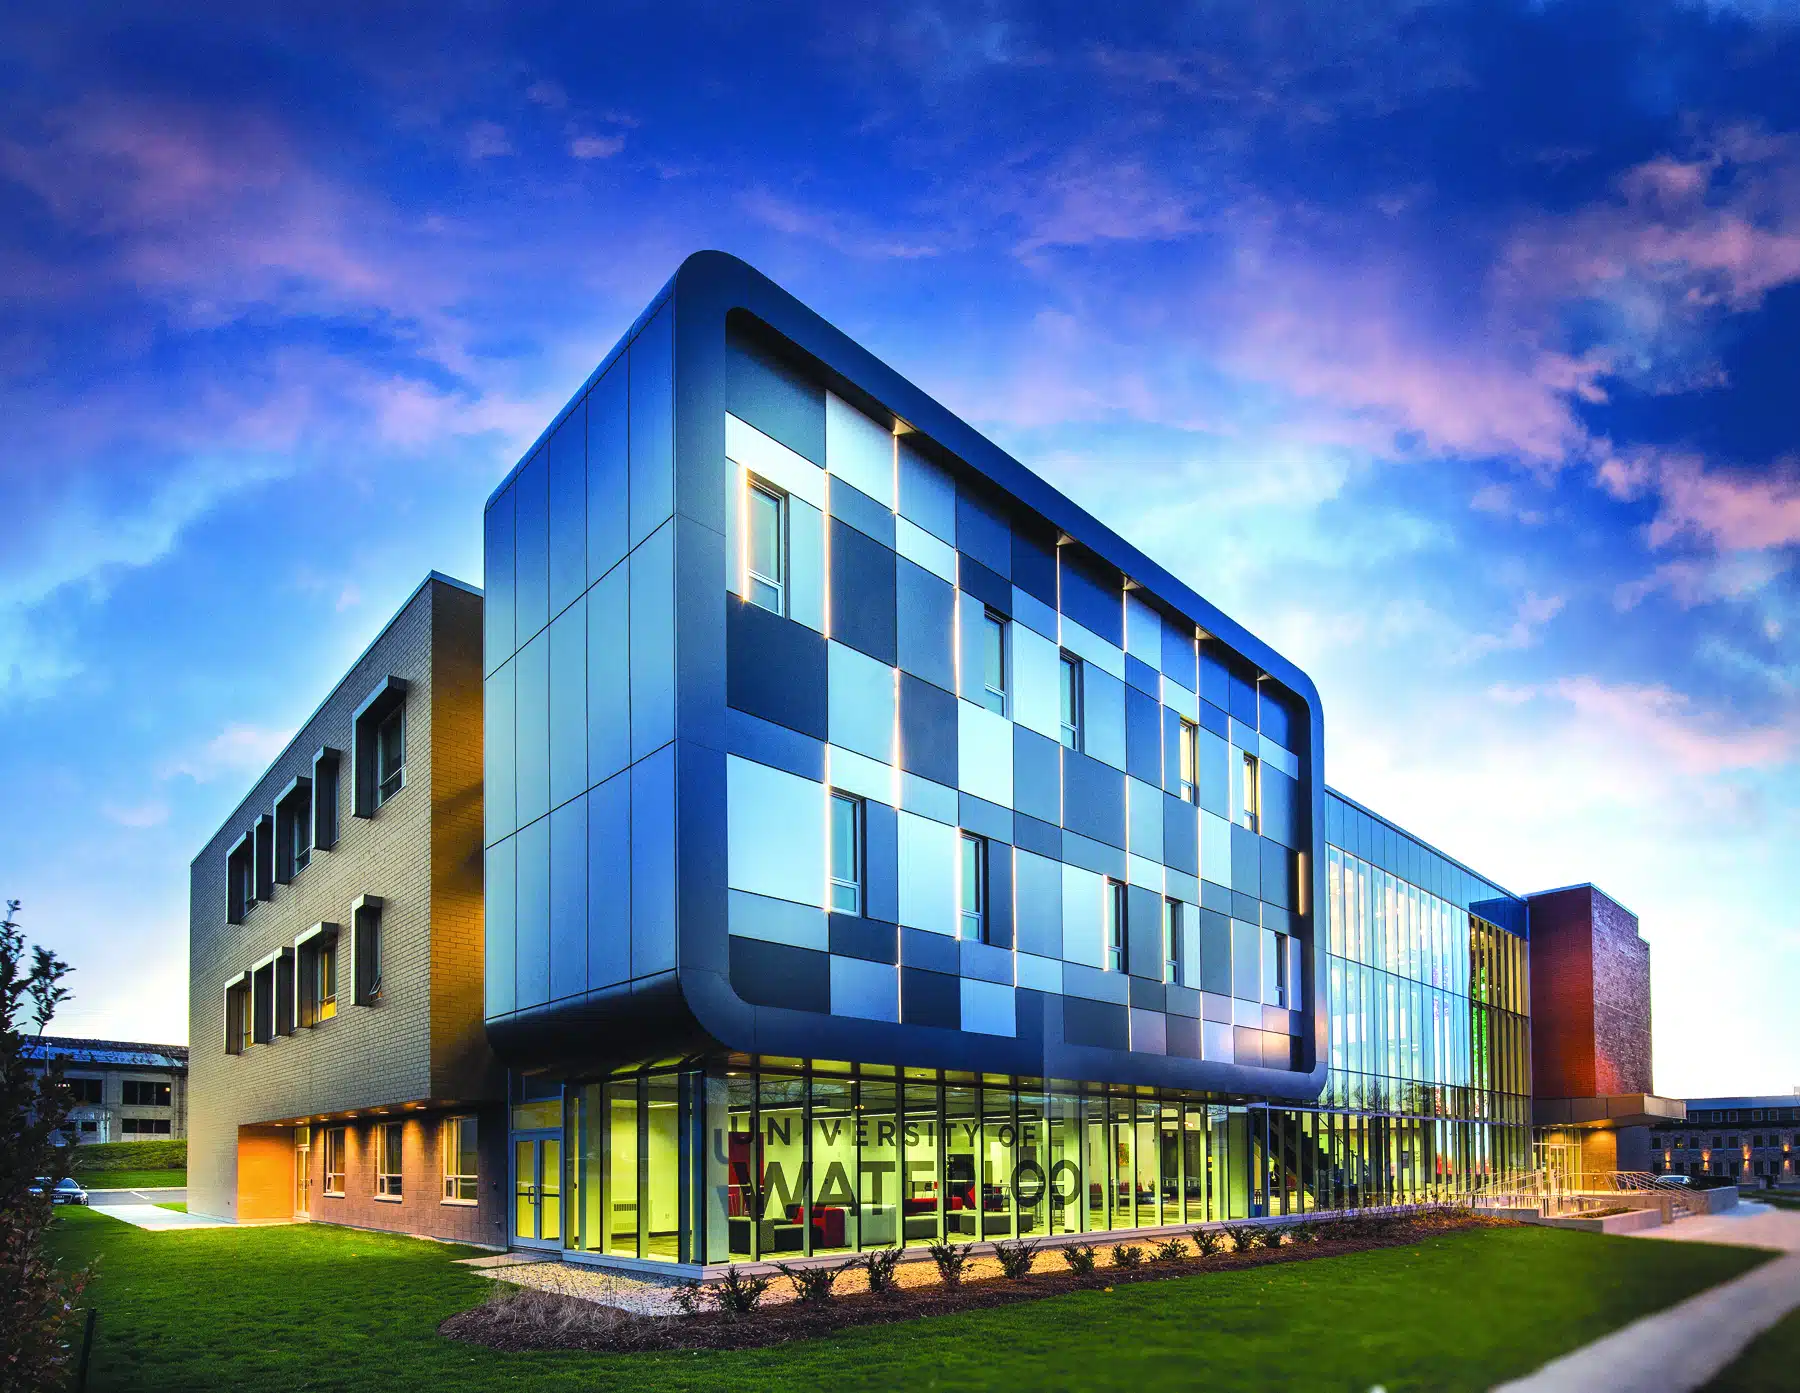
[3,1,1795,1096]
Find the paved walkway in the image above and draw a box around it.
[87,1186,187,1206]
[88,1202,231,1231]
[1493,1202,1800,1393]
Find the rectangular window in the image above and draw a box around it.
[829,792,863,915]
[122,1081,172,1107]
[1236,750,1261,833]
[324,1127,346,1196]
[376,1121,403,1198]
[275,779,312,883]
[1060,652,1083,750]
[226,977,251,1054]
[66,1077,103,1105]
[1105,878,1126,972]
[376,707,405,806]
[1164,898,1181,983]
[121,1118,173,1136]
[312,747,341,851]
[960,833,988,942]
[227,835,255,924]
[317,936,339,1021]
[1178,719,1198,804]
[251,961,275,1044]
[353,895,384,1006]
[442,1115,479,1203]
[746,477,787,615]
[980,611,1008,716]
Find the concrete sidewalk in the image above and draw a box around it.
[88,1202,231,1232]
[1493,1202,1800,1393]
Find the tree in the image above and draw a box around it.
[0,899,88,1392]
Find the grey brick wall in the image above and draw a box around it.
[188,576,500,1237]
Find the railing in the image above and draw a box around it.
[1467,1169,1695,1218]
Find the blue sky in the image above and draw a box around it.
[3,1,1795,1096]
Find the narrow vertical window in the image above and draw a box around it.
[443,1116,479,1203]
[980,611,1008,716]
[291,787,312,872]
[960,833,988,942]
[1164,898,1181,983]
[376,1121,403,1198]
[317,937,339,1022]
[1060,652,1083,750]
[375,706,405,806]
[746,478,787,615]
[1238,750,1260,833]
[1178,719,1198,804]
[324,1128,346,1196]
[829,791,863,915]
[1105,878,1126,972]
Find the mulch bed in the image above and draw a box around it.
[441,1212,1518,1354]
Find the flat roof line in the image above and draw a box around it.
[1324,785,1522,904]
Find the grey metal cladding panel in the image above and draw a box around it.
[587,564,630,787]
[1061,749,1125,849]
[1162,795,1199,876]
[864,800,899,923]
[674,742,726,976]
[1010,525,1056,608]
[548,400,587,616]
[1013,850,1061,959]
[587,360,630,583]
[549,794,587,1001]
[1259,838,1294,910]
[515,447,550,645]
[896,558,956,692]
[731,936,829,1013]
[1011,726,1060,826]
[1125,687,1161,785]
[955,491,1010,577]
[629,301,675,549]
[725,599,827,739]
[1126,884,1163,979]
[483,486,515,672]
[726,320,825,464]
[828,519,897,666]
[516,815,550,1009]
[485,839,515,1017]
[629,521,676,762]
[897,673,957,786]
[548,600,587,811]
[631,742,677,978]
[515,631,549,827]
[958,553,1010,616]
[1230,822,1260,893]
[829,475,896,548]
[588,769,631,988]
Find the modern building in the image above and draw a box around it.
[477,252,1536,1269]
[1652,1095,1799,1188]
[188,574,506,1241]
[190,252,1670,1269]
[30,1036,189,1144]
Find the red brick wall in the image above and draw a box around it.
[299,1106,508,1246]
[1527,885,1653,1100]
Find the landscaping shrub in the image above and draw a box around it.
[1191,1227,1225,1256]
[1291,1222,1319,1245]
[1228,1225,1258,1252]
[1060,1243,1098,1276]
[1151,1237,1189,1263]
[774,1261,843,1304]
[712,1268,772,1314]
[859,1247,904,1296]
[1110,1244,1144,1270]
[1259,1226,1285,1249]
[994,1238,1042,1279]
[926,1240,973,1287]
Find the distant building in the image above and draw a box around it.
[1652,1095,1799,1188]
[29,1036,190,1144]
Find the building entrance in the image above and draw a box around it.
[512,1132,562,1248]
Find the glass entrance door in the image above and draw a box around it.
[294,1126,312,1217]
[512,1134,563,1248]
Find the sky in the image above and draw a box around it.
[2,1,1795,1097]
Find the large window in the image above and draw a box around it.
[746,478,788,615]
[122,1080,172,1107]
[443,1116,479,1203]
[376,1121,403,1199]
[324,1127,346,1196]
[979,611,1008,716]
[1106,878,1126,972]
[297,925,339,1026]
[122,1118,173,1136]
[1178,719,1198,804]
[960,833,988,942]
[66,1077,103,1104]
[829,792,863,915]
[1060,652,1083,750]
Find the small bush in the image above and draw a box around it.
[1228,1225,1258,1252]
[1291,1222,1319,1245]
[711,1268,772,1314]
[859,1247,904,1297]
[993,1238,1042,1279]
[1060,1243,1098,1276]
[1259,1226,1285,1248]
[1191,1227,1225,1256]
[671,1280,704,1316]
[1110,1244,1144,1270]
[927,1240,973,1287]
[1151,1237,1189,1263]
[775,1261,842,1304]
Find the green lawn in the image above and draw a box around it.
[155,1202,187,1213]
[1707,1304,1800,1391]
[49,1211,1769,1393]
[78,1170,187,1191]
